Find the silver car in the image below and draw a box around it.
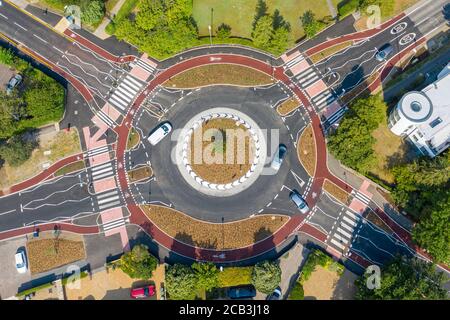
[290,190,310,214]
[270,144,287,171]
[375,44,394,62]
[6,74,23,95]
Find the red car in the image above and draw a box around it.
[130,285,156,299]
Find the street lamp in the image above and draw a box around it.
[208,25,213,46]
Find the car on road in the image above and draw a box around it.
[270,144,287,171]
[130,285,156,299]
[227,285,257,299]
[289,190,310,214]
[375,43,394,62]
[444,3,450,25]
[147,121,172,146]
[266,287,282,300]
[15,249,27,274]
[6,74,23,95]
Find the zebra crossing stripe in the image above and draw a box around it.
[285,54,304,69]
[331,238,345,250]
[324,107,347,127]
[96,110,114,127]
[124,75,143,88]
[352,191,371,205]
[85,145,109,157]
[296,68,317,82]
[99,200,121,211]
[122,77,141,91]
[114,87,135,100]
[340,221,354,233]
[103,218,125,232]
[333,233,349,244]
[97,190,118,199]
[110,96,128,111]
[337,227,352,239]
[136,60,155,73]
[301,74,321,88]
[345,210,360,221]
[98,195,119,205]
[343,215,358,227]
[91,161,112,172]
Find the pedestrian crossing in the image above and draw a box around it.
[322,106,348,131]
[283,53,305,70]
[96,109,115,127]
[108,74,145,113]
[96,189,123,211]
[328,210,361,252]
[311,90,336,111]
[351,190,371,206]
[89,161,115,182]
[293,67,321,89]
[100,216,130,233]
[131,58,156,74]
[84,145,110,159]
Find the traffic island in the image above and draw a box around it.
[276,97,300,116]
[140,205,289,250]
[297,124,317,177]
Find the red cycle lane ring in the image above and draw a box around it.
[114,55,326,262]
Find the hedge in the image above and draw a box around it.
[338,0,360,18]
[218,267,253,287]
[288,281,304,300]
[299,249,344,284]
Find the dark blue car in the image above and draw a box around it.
[227,285,257,299]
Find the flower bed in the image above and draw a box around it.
[297,124,316,177]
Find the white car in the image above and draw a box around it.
[270,144,287,171]
[15,250,27,274]
[147,122,172,146]
[290,190,310,214]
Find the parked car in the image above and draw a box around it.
[130,285,155,299]
[147,121,172,146]
[6,74,23,95]
[15,249,27,274]
[266,287,282,300]
[270,144,287,171]
[375,43,394,62]
[227,285,257,299]
[289,190,310,214]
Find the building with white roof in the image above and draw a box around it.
[388,63,450,158]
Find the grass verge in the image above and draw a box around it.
[309,41,353,64]
[54,160,85,177]
[162,64,275,88]
[126,127,140,150]
[128,166,153,183]
[297,124,316,177]
[141,205,289,250]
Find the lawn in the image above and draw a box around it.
[193,0,333,41]
[163,64,275,88]
[297,124,316,177]
[26,235,86,274]
[0,129,82,189]
[369,120,411,184]
[309,41,353,63]
[54,160,85,177]
[128,165,153,182]
[141,205,289,250]
[323,179,350,205]
[126,127,140,150]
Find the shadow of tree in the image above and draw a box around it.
[252,0,268,30]
[174,232,218,250]
[253,227,273,242]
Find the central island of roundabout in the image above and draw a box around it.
[113,51,328,263]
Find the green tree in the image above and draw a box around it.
[251,260,281,294]
[192,262,219,291]
[288,281,304,300]
[166,264,198,300]
[0,134,37,167]
[269,26,292,56]
[252,15,274,50]
[118,244,158,279]
[0,47,15,66]
[301,10,320,38]
[216,23,232,40]
[81,0,105,25]
[356,256,448,299]
[0,91,24,139]
[328,95,388,173]
[412,198,450,264]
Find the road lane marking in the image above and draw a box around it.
[0,13,8,19]
[14,22,27,31]
[33,34,48,44]
[331,238,345,250]
[0,209,16,216]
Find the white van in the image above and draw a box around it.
[147,122,172,146]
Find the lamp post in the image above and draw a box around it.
[208,25,213,46]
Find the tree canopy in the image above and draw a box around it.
[165,263,198,300]
[118,244,158,280]
[251,260,281,294]
[328,95,387,172]
[356,255,448,300]
[81,0,105,26]
[192,262,219,291]
[0,134,37,167]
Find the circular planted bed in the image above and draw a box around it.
[175,108,267,197]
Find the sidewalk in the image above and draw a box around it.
[93,0,126,40]
[326,152,414,230]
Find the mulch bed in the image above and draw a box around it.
[162,64,275,88]
[26,238,86,274]
[323,179,351,205]
[128,166,153,183]
[189,118,254,184]
[141,205,290,250]
[297,124,316,177]
[276,97,300,116]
